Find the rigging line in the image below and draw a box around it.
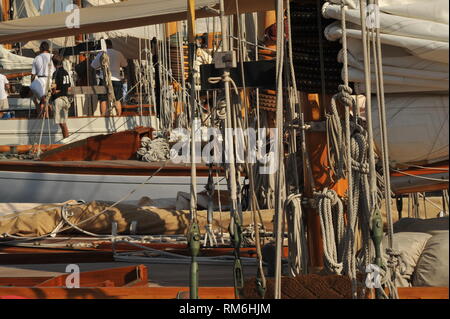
[178,21,188,123]
[286,0,300,192]
[370,0,398,299]
[391,169,449,182]
[215,168,225,243]
[340,1,358,298]
[424,114,447,162]
[274,0,286,300]
[156,62,204,111]
[371,8,394,252]
[394,164,449,171]
[416,192,444,214]
[228,35,277,52]
[315,0,327,109]
[359,0,377,206]
[234,0,267,294]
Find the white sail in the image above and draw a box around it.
[13,0,40,19]
[324,0,449,166]
[370,93,449,166]
[0,44,33,73]
[322,0,449,92]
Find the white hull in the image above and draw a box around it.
[0,115,159,145]
[0,170,209,204]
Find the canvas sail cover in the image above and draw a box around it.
[322,0,449,93]
[323,0,449,166]
[0,201,274,236]
[370,93,449,166]
[0,44,33,73]
[12,0,40,19]
[0,0,275,44]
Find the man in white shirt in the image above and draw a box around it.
[0,73,10,119]
[30,41,55,117]
[91,39,128,116]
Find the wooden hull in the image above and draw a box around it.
[0,160,221,204]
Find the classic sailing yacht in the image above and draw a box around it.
[0,0,447,299]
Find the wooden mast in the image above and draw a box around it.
[301,93,348,271]
[74,0,83,44]
[166,21,184,118]
[1,0,11,49]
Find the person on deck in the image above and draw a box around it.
[30,41,55,118]
[0,73,10,119]
[50,54,71,139]
[90,39,128,116]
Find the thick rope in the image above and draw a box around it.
[137,137,170,162]
[285,194,308,276]
[315,188,345,275]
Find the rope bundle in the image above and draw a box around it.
[137,137,171,162]
[315,188,345,275]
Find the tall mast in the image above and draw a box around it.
[74,0,83,44]
[1,0,11,49]
[187,0,201,300]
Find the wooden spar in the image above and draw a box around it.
[166,21,184,117]
[301,93,348,271]
[74,0,86,65]
[0,158,218,176]
[264,10,276,50]
[166,22,178,37]
[187,0,196,44]
[390,163,449,194]
[1,0,11,49]
[74,0,83,44]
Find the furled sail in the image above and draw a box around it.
[322,0,449,93]
[323,0,449,166]
[0,44,33,73]
[13,0,40,19]
[0,0,274,44]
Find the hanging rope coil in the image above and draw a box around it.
[285,193,308,276]
[314,188,345,275]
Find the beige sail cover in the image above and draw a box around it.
[0,0,277,44]
[0,201,274,237]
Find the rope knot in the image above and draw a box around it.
[337,84,354,107]
[352,159,370,174]
[314,188,339,206]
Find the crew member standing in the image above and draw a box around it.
[0,73,10,119]
[50,54,71,139]
[91,39,128,116]
[30,41,55,117]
